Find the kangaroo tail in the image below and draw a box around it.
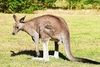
[62,34,100,64]
[74,57,100,64]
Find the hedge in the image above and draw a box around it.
[0,0,100,13]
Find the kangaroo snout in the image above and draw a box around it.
[12,32,15,35]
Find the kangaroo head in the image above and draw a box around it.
[12,15,26,35]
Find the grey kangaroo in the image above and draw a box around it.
[12,14,100,64]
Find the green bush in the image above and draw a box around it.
[42,0,57,8]
[66,0,100,9]
[0,0,100,13]
[0,0,57,13]
[0,0,54,13]
[0,0,33,13]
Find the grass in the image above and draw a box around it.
[0,13,100,67]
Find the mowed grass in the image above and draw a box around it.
[0,13,100,67]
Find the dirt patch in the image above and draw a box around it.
[34,9,100,15]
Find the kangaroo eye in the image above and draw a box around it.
[16,27,19,29]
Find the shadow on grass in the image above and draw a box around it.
[10,50,100,65]
[10,50,69,60]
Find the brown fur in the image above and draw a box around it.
[12,14,100,64]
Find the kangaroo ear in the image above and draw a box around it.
[13,14,18,22]
[20,16,26,23]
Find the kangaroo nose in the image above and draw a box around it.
[12,33,15,35]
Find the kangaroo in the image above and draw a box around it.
[12,14,100,64]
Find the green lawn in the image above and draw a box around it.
[0,13,100,67]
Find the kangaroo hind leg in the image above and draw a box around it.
[54,41,59,59]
